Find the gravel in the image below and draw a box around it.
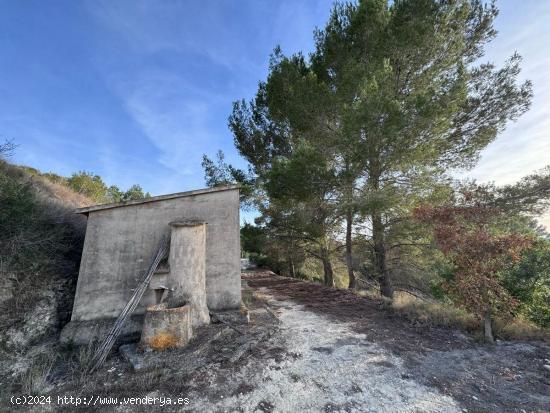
[186,291,461,412]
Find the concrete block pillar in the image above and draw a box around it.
[168,220,210,328]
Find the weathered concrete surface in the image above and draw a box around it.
[140,303,192,350]
[68,186,240,325]
[59,315,144,345]
[168,220,210,328]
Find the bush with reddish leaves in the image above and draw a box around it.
[414,191,533,342]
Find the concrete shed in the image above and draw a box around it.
[61,185,241,344]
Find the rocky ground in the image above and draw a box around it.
[4,270,549,412]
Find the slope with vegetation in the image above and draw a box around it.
[0,143,151,392]
[0,157,90,352]
[22,168,151,204]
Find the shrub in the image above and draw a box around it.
[248,253,269,268]
[67,171,109,202]
[501,238,550,328]
[0,161,87,342]
[414,191,532,343]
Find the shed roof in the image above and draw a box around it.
[75,184,240,215]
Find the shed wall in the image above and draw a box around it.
[71,188,240,321]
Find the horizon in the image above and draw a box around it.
[2,0,549,226]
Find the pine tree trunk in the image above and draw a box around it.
[484,310,494,343]
[373,212,393,298]
[321,253,334,287]
[288,255,295,278]
[346,210,356,289]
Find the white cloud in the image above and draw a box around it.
[86,0,263,75]
[114,72,216,189]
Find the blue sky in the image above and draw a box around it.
[0,0,332,194]
[1,1,549,224]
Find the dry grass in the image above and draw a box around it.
[76,339,98,372]
[391,293,550,341]
[298,257,349,287]
[392,293,478,331]
[60,339,100,386]
[35,174,92,208]
[1,160,91,231]
[355,287,390,302]
[494,317,550,341]
[242,290,253,307]
[22,166,91,236]
[21,352,56,394]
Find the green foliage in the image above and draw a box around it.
[240,221,307,278]
[429,280,447,301]
[107,185,124,203]
[65,171,149,204]
[457,168,550,217]
[0,166,36,232]
[67,171,109,202]
[501,239,550,327]
[122,184,150,201]
[495,166,550,215]
[241,223,266,255]
[41,172,67,186]
[202,150,233,187]
[201,150,255,206]
[19,166,40,176]
[203,0,544,309]
[247,253,269,268]
[528,288,550,328]
[214,0,533,293]
[265,143,337,204]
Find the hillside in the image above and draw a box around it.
[0,160,92,372]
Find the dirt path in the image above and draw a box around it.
[193,287,460,412]
[176,271,549,412]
